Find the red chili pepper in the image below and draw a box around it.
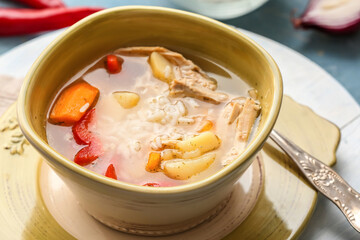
[106,55,123,74]
[13,0,65,9]
[105,164,117,180]
[0,7,104,36]
[74,139,102,166]
[72,108,96,145]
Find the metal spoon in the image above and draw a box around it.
[269,130,360,233]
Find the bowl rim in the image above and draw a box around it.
[17,6,283,195]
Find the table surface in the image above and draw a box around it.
[0,0,359,239]
[0,0,359,104]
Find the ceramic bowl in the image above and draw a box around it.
[17,6,282,236]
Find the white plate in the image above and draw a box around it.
[0,28,359,239]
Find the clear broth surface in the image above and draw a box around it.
[46,51,255,186]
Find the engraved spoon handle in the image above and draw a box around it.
[270,130,360,233]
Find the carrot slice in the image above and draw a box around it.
[105,164,117,180]
[198,120,214,132]
[49,80,99,126]
[145,152,161,172]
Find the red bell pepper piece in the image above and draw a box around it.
[0,7,104,36]
[72,108,96,145]
[72,108,103,166]
[74,139,102,166]
[143,183,161,187]
[13,0,65,9]
[142,182,176,187]
[105,164,117,180]
[106,55,123,74]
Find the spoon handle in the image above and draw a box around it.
[270,130,360,233]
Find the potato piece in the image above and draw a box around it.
[182,149,202,159]
[161,149,183,161]
[149,52,173,83]
[176,131,220,154]
[113,91,140,109]
[161,148,202,161]
[163,152,216,180]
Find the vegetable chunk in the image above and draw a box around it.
[142,182,176,187]
[49,80,99,126]
[146,152,162,172]
[72,108,96,145]
[105,164,117,180]
[106,54,123,74]
[163,152,216,180]
[149,51,174,83]
[112,91,140,109]
[74,139,102,166]
[176,131,221,154]
[198,120,214,132]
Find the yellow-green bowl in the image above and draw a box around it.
[17,6,282,236]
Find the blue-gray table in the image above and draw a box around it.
[0,0,359,239]
[1,0,359,103]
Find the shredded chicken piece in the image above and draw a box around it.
[116,47,215,89]
[248,89,258,99]
[222,142,246,166]
[236,98,261,142]
[221,97,261,165]
[170,77,228,104]
[115,46,228,104]
[232,96,246,105]
[115,46,168,56]
[223,102,243,124]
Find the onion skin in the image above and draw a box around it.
[292,0,360,34]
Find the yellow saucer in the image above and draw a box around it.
[0,96,340,239]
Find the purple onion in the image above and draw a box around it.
[292,0,360,34]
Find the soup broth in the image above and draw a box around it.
[46,47,261,187]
